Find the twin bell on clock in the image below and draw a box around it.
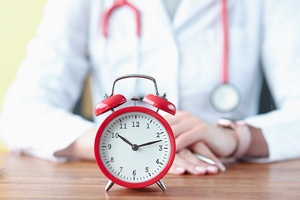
[93,74,176,191]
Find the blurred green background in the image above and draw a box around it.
[0,0,47,152]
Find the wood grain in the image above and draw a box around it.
[1,153,300,200]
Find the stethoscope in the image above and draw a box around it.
[101,0,240,113]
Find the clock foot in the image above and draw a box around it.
[105,180,114,191]
[156,180,166,191]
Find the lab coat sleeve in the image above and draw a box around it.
[244,0,300,163]
[1,0,95,162]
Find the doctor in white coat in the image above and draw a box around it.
[2,0,300,175]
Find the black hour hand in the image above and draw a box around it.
[118,134,134,147]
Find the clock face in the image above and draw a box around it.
[94,106,175,188]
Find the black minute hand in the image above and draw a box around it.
[137,140,162,148]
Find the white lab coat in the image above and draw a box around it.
[1,0,300,162]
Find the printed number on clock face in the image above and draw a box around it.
[99,111,171,183]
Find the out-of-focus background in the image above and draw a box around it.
[0,1,275,153]
[0,0,47,152]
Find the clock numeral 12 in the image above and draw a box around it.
[132,121,140,127]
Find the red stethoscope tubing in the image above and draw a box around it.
[102,0,229,84]
[102,0,141,37]
[221,0,229,84]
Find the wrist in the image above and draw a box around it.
[217,119,251,158]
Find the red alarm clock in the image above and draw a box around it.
[94,74,176,191]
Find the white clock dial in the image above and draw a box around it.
[99,111,171,183]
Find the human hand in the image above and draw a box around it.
[165,111,237,175]
[168,143,225,175]
[164,111,237,170]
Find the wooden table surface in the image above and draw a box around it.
[1,153,300,200]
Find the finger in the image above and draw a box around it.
[162,112,179,126]
[171,148,220,175]
[175,127,203,151]
[171,121,193,138]
[177,149,209,175]
[163,111,187,125]
[169,151,204,175]
[164,112,197,138]
[190,142,226,172]
[168,155,187,175]
[169,149,221,175]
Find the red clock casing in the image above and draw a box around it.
[94,106,176,189]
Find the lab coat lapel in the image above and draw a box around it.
[132,0,171,25]
[130,0,180,107]
[173,0,218,29]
